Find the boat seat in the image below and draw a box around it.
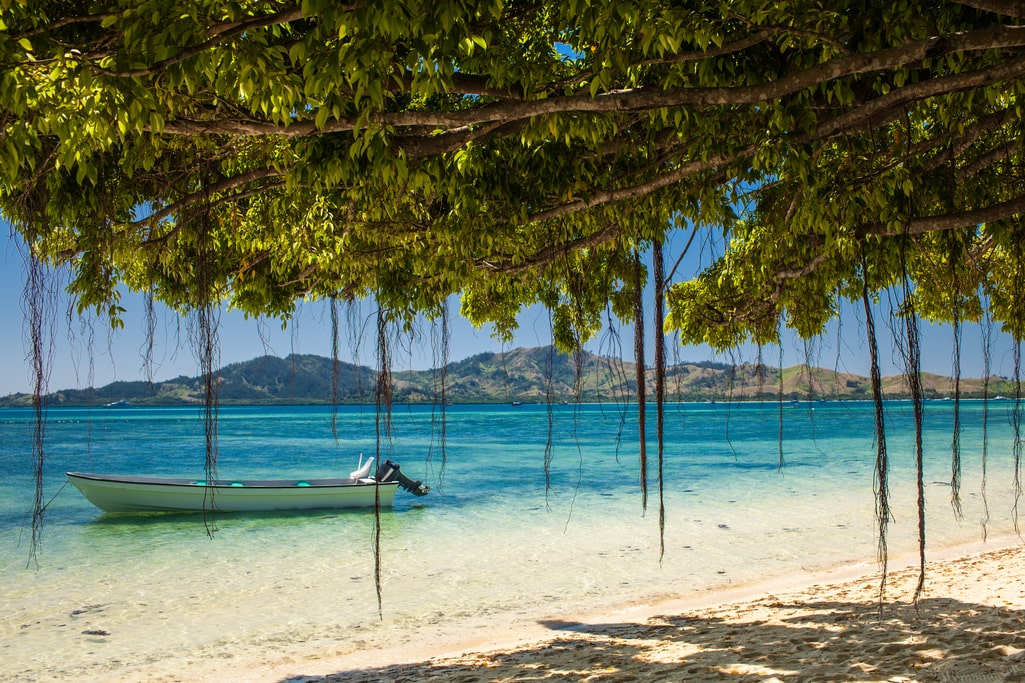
[349,456,375,480]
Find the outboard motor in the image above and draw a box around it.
[377,459,430,496]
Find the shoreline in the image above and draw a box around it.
[159,534,1025,683]
[1,396,1014,408]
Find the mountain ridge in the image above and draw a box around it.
[0,346,1013,407]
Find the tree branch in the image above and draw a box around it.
[394,72,525,100]
[478,221,623,276]
[90,5,308,78]
[957,138,1025,180]
[552,28,779,92]
[510,47,1025,231]
[136,168,283,236]
[525,146,757,224]
[156,23,1025,145]
[865,193,1025,237]
[950,0,1025,18]
[806,55,1025,143]
[395,119,519,158]
[906,108,1014,178]
[674,186,1025,334]
[17,13,116,39]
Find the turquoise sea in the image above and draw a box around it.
[1,400,1023,681]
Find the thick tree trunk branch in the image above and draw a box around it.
[11,11,1025,164]
[515,47,1024,227]
[147,41,1025,248]
[157,24,1025,138]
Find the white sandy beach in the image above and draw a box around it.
[124,537,1025,683]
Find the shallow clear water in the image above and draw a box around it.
[1,400,1022,681]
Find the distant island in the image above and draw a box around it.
[0,346,1016,408]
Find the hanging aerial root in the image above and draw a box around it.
[907,310,927,603]
[951,315,963,519]
[143,291,157,387]
[777,339,785,472]
[598,306,631,461]
[428,300,449,490]
[981,305,993,540]
[896,252,927,604]
[373,306,393,620]
[544,333,556,504]
[653,239,667,562]
[1013,239,1025,535]
[860,253,890,604]
[632,248,648,512]
[1013,340,1023,535]
[724,354,738,460]
[330,297,340,441]
[190,302,221,536]
[26,248,56,566]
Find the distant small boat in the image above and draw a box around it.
[66,458,429,513]
[104,400,130,408]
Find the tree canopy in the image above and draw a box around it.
[3,0,1025,350]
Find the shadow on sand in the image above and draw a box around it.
[279,594,1025,682]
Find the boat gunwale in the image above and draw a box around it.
[65,471,400,490]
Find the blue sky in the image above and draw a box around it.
[0,223,571,395]
[0,221,1017,396]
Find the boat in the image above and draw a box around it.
[66,458,429,513]
[104,399,130,408]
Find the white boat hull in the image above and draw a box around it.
[66,472,399,512]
